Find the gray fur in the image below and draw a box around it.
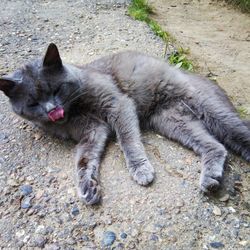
[0,43,249,205]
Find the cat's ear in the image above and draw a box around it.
[43,43,62,69]
[0,77,16,97]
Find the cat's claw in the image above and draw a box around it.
[78,176,101,205]
[130,161,155,186]
[200,172,222,193]
[199,163,224,192]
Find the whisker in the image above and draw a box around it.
[61,86,84,105]
[62,87,87,107]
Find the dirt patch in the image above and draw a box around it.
[152,0,250,113]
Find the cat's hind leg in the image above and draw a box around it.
[149,108,227,192]
[75,122,109,205]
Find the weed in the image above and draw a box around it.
[237,106,249,118]
[128,0,194,71]
[128,0,153,22]
[224,0,250,13]
[168,49,194,71]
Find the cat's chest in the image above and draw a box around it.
[38,122,72,140]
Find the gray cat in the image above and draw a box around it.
[0,43,249,205]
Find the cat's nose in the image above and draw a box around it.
[44,102,56,112]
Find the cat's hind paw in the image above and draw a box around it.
[77,175,101,205]
[130,161,155,186]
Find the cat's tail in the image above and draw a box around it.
[188,75,250,162]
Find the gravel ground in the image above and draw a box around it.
[0,0,250,249]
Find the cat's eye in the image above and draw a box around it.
[53,86,61,96]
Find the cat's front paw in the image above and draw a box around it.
[77,175,101,205]
[199,167,223,193]
[130,160,155,186]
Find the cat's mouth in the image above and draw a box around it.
[48,107,64,122]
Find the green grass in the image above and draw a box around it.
[128,0,194,71]
[237,106,249,118]
[224,0,250,13]
[168,48,194,71]
[128,0,154,22]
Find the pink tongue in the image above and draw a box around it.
[48,107,64,122]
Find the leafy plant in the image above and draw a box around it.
[128,0,194,71]
[128,0,153,22]
[237,106,249,118]
[168,49,194,71]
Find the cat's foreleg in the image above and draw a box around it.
[108,96,155,185]
[75,123,109,205]
[150,109,227,192]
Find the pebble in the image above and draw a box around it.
[44,243,60,250]
[219,194,230,202]
[20,185,33,196]
[36,190,44,200]
[120,232,127,239]
[34,235,47,248]
[35,225,47,235]
[71,205,80,216]
[16,229,25,238]
[239,240,248,246]
[81,235,89,241]
[102,231,116,247]
[210,242,225,248]
[228,207,236,213]
[7,179,19,187]
[150,234,159,241]
[116,243,125,249]
[213,206,222,216]
[23,235,30,243]
[27,208,35,216]
[34,132,42,140]
[21,197,32,209]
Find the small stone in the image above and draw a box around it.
[71,205,79,216]
[44,243,60,250]
[21,197,32,209]
[213,206,222,216]
[34,236,47,248]
[27,208,35,216]
[228,207,236,213]
[150,234,159,241]
[102,231,116,247]
[120,232,127,239]
[176,200,184,208]
[219,194,230,202]
[210,242,225,248]
[16,229,25,238]
[48,167,61,173]
[239,240,248,246]
[81,235,89,241]
[23,235,30,243]
[35,225,46,235]
[20,185,33,196]
[34,133,42,140]
[116,243,125,249]
[7,179,19,187]
[65,238,76,245]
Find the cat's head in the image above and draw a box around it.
[0,43,81,125]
